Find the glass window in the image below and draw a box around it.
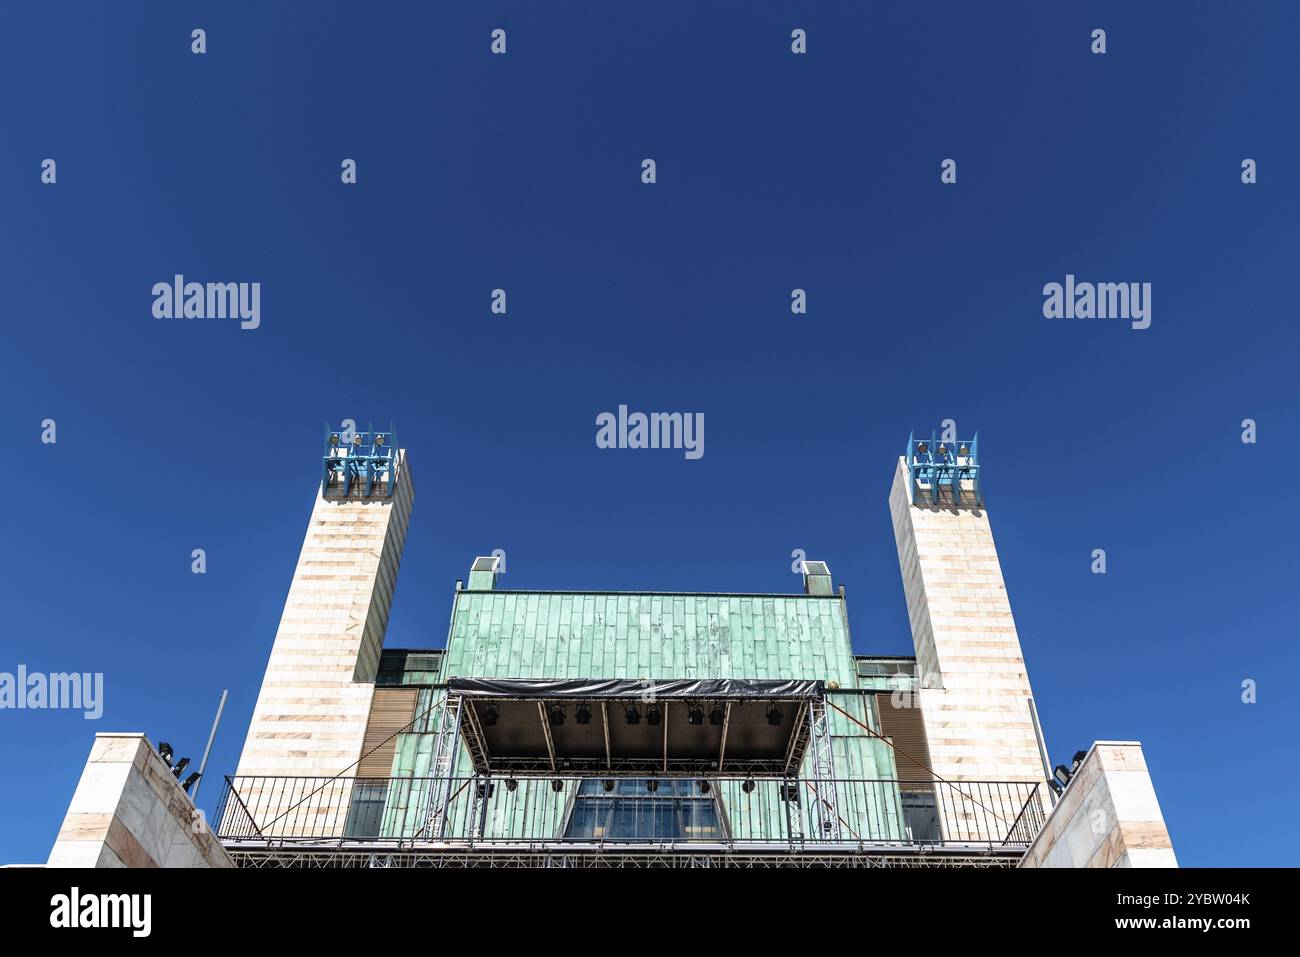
[562,779,725,841]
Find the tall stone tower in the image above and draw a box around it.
[232,426,413,834]
[888,433,1046,791]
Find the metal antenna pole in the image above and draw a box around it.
[191,689,228,804]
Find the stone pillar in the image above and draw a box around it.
[1020,742,1177,867]
[888,456,1045,800]
[229,450,413,836]
[48,733,234,868]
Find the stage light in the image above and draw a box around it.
[625,705,640,725]
[602,779,615,792]
[352,434,363,446]
[483,704,499,726]
[505,778,518,792]
[549,704,565,726]
[576,704,591,725]
[181,771,201,793]
[698,780,711,794]
[1071,749,1088,771]
[937,444,948,455]
[158,742,174,767]
[374,435,385,446]
[742,779,756,794]
[646,706,662,727]
[916,441,928,454]
[959,444,969,456]
[329,434,340,446]
[709,705,724,726]
[766,705,783,726]
[687,705,703,726]
[550,779,565,793]
[171,757,191,779]
[646,778,659,793]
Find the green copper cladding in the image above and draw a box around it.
[370,579,908,842]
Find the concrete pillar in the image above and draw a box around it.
[229,450,413,836]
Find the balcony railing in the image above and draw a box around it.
[216,775,1045,853]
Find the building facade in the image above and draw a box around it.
[50,426,1177,868]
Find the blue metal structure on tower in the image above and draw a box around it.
[904,430,982,506]
[322,423,399,498]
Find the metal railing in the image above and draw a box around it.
[216,775,1044,852]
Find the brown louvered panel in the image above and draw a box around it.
[875,692,934,789]
[357,688,418,777]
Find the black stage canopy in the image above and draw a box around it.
[447,677,825,777]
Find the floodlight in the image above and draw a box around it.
[647,706,662,727]
[937,444,948,455]
[328,434,340,446]
[687,705,703,726]
[742,779,756,794]
[171,757,191,778]
[576,704,591,725]
[1053,764,1072,788]
[766,704,783,726]
[352,433,363,446]
[158,742,174,767]
[709,705,725,726]
[181,771,201,793]
[483,704,499,726]
[916,441,928,454]
[549,704,565,726]
[374,435,385,446]
[625,705,640,725]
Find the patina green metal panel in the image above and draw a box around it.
[380,589,908,841]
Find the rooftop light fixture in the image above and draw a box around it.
[1053,764,1073,789]
[937,444,948,456]
[171,757,191,779]
[181,771,201,793]
[158,742,174,767]
[916,441,928,454]
[374,434,385,446]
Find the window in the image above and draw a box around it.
[562,779,726,841]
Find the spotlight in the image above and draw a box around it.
[959,444,969,456]
[575,704,591,725]
[328,434,340,446]
[698,780,711,795]
[550,779,565,793]
[602,779,615,792]
[646,778,659,793]
[158,742,174,767]
[483,704,499,727]
[505,778,518,792]
[647,706,662,727]
[709,705,725,726]
[171,757,191,779]
[352,433,363,446]
[625,705,640,725]
[742,779,756,794]
[1053,764,1073,789]
[549,704,565,726]
[1071,749,1088,771]
[374,435,385,446]
[687,705,703,726]
[766,704,783,726]
[916,441,928,454]
[181,771,201,793]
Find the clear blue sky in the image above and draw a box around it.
[2,2,1296,866]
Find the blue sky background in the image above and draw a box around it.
[2,2,1297,866]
